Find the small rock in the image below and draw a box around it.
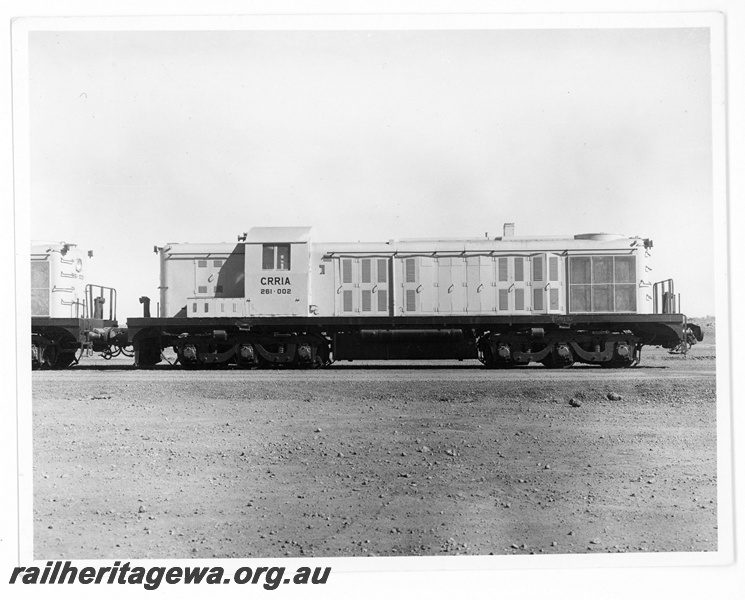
[569,398,582,407]
[138,505,146,513]
[445,449,456,457]
[315,428,322,433]
[606,392,623,401]
[590,538,601,545]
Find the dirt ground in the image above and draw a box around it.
[32,335,718,560]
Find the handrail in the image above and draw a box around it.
[653,279,676,314]
[85,284,117,321]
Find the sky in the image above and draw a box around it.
[25,23,717,319]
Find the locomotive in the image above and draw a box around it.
[124,223,702,369]
[31,224,703,369]
[30,242,128,369]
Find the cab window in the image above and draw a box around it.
[262,244,291,270]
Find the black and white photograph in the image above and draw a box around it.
[4,3,743,599]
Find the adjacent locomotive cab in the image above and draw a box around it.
[31,242,87,319]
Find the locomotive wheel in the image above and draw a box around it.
[135,339,163,367]
[41,343,58,369]
[31,337,48,370]
[54,351,77,369]
[600,356,635,368]
[540,345,575,369]
[311,341,331,369]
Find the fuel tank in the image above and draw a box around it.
[333,329,478,360]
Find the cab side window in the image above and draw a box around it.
[262,244,291,270]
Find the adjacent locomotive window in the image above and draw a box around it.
[213,260,223,268]
[262,244,291,270]
[197,286,208,294]
[569,256,637,313]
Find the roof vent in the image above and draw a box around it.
[503,223,515,238]
[574,233,624,241]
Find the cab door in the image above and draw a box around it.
[359,257,390,315]
[337,257,358,314]
[400,257,419,314]
[511,256,531,314]
[495,256,530,314]
[529,253,565,314]
[466,255,495,313]
[436,257,467,313]
[546,253,565,313]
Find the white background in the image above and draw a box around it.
[2,2,743,600]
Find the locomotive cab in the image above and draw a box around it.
[243,227,311,316]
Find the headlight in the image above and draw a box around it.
[75,258,83,272]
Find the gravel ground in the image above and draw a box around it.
[32,342,718,559]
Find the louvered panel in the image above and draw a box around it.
[342,259,353,284]
[405,258,416,283]
[377,259,387,283]
[549,256,559,281]
[533,287,544,311]
[406,289,416,312]
[532,255,543,282]
[361,290,372,312]
[498,289,509,311]
[514,257,524,282]
[361,259,371,284]
[550,288,559,310]
[377,289,387,312]
[515,288,525,311]
[498,257,508,282]
[343,290,353,312]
